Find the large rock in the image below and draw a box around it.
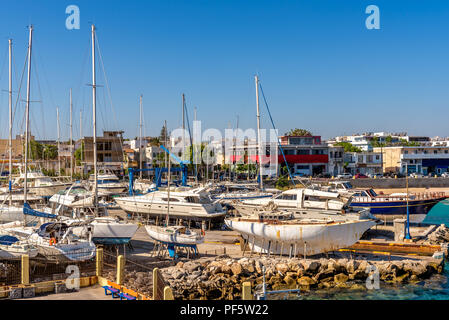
[334,273,349,284]
[301,260,321,274]
[275,263,289,274]
[231,263,243,276]
[297,276,317,287]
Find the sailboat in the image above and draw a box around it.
[224,76,378,255]
[0,26,97,262]
[0,39,34,223]
[144,142,204,246]
[59,25,138,245]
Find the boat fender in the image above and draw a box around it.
[49,237,57,246]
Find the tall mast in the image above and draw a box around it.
[164,120,168,169]
[70,88,73,181]
[165,142,171,227]
[80,109,83,174]
[57,107,60,175]
[255,75,263,190]
[182,94,185,162]
[194,107,198,185]
[8,39,12,205]
[24,25,33,204]
[91,24,98,211]
[139,94,143,179]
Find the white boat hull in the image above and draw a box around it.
[115,197,226,221]
[225,218,376,256]
[145,225,204,245]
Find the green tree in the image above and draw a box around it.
[75,142,84,166]
[285,128,312,136]
[335,142,362,153]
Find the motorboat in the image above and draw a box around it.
[233,188,354,216]
[327,181,447,223]
[0,235,38,259]
[145,225,204,245]
[89,171,127,195]
[4,221,96,262]
[114,188,226,222]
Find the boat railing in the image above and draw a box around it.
[356,192,446,203]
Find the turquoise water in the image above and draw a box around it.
[284,200,449,300]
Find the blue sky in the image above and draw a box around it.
[0,0,448,141]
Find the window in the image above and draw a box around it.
[434,150,438,154]
[297,149,310,155]
[404,151,408,154]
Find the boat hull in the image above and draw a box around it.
[115,198,226,222]
[72,221,138,245]
[145,225,204,245]
[225,218,376,256]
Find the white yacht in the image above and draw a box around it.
[233,188,354,216]
[49,183,95,209]
[5,170,71,197]
[89,171,127,195]
[4,221,96,262]
[114,188,226,222]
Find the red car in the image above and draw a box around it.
[354,173,368,179]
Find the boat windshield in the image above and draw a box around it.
[343,182,353,189]
[367,189,378,197]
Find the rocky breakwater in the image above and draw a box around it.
[159,255,444,300]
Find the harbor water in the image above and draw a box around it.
[281,200,449,300]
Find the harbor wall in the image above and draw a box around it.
[348,178,449,189]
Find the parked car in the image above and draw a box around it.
[410,173,424,178]
[367,173,383,178]
[442,172,449,178]
[316,173,331,179]
[336,173,353,179]
[354,173,368,179]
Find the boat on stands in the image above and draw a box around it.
[114,188,226,222]
[89,170,127,195]
[3,170,72,197]
[233,187,354,217]
[326,181,447,223]
[208,183,274,202]
[145,225,204,245]
[225,210,378,256]
[0,235,38,259]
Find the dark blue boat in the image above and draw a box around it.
[349,189,447,223]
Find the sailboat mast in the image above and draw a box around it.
[182,94,185,162]
[91,24,98,211]
[24,25,33,204]
[57,107,60,175]
[8,39,12,205]
[70,88,73,181]
[255,75,263,190]
[80,109,83,174]
[166,135,171,227]
[139,94,143,179]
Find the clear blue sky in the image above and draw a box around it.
[0,0,448,141]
